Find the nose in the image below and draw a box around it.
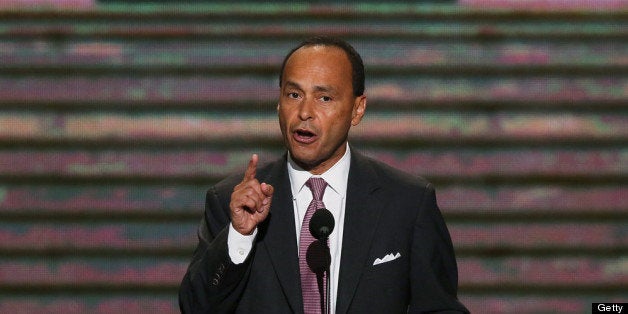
[297,97,314,121]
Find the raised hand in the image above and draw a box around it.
[230,154,274,235]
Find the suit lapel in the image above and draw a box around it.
[336,152,384,314]
[258,156,304,313]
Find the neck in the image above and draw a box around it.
[288,143,350,175]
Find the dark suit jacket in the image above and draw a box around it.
[179,150,468,313]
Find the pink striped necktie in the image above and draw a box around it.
[299,177,328,314]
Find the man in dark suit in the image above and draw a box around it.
[179,36,468,314]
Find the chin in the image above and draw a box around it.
[291,151,316,165]
[289,150,320,169]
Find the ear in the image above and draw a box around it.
[351,95,367,126]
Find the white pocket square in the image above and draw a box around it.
[372,252,401,266]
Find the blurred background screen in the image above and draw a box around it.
[0,0,626,313]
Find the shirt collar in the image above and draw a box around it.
[287,143,351,198]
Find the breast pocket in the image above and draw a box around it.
[364,252,408,285]
[353,253,410,312]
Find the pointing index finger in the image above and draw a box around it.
[243,154,258,181]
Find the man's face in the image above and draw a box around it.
[278,45,366,174]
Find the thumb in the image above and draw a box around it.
[258,183,274,213]
[261,183,274,197]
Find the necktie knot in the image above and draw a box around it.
[305,177,327,202]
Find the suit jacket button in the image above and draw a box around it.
[212,278,220,286]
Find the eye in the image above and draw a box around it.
[287,92,300,99]
[320,96,332,102]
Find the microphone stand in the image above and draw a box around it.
[324,238,331,314]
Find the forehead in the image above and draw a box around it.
[283,45,352,87]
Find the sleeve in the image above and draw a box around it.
[227,223,257,264]
[178,186,254,314]
[408,184,470,314]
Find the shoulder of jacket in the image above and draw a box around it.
[360,153,432,191]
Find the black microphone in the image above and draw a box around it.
[309,208,335,240]
[308,208,335,314]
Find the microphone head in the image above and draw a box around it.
[309,208,335,240]
[306,239,331,273]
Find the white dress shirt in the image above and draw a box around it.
[228,144,351,314]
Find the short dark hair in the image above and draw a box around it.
[278,36,365,97]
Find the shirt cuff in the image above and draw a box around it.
[227,223,257,264]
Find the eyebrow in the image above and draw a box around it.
[284,80,337,94]
[284,81,303,91]
[314,85,336,94]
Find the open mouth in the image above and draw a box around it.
[293,128,317,144]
